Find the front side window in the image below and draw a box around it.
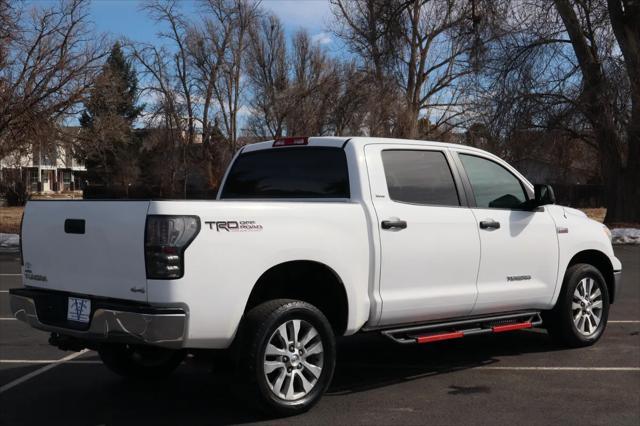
[220,147,350,199]
[381,150,460,206]
[459,154,527,209]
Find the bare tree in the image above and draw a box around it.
[246,13,290,138]
[553,0,639,222]
[330,0,403,136]
[132,0,202,197]
[128,37,187,196]
[283,30,340,136]
[470,0,638,222]
[327,61,371,135]
[201,0,259,153]
[331,0,476,138]
[0,0,18,71]
[0,0,106,159]
[129,0,259,194]
[247,16,368,138]
[143,0,196,146]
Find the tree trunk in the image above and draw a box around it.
[397,104,420,139]
[554,0,640,223]
[603,110,640,224]
[604,0,640,223]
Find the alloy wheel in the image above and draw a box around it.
[572,277,604,336]
[263,319,324,401]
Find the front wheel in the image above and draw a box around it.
[98,343,185,379]
[544,263,610,347]
[234,299,336,415]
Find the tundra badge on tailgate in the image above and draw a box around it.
[23,262,48,282]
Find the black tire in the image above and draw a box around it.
[234,299,336,416]
[98,343,185,379]
[544,263,610,347]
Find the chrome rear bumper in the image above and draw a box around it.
[9,291,186,349]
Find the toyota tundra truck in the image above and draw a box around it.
[10,136,622,414]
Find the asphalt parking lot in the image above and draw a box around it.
[0,247,638,426]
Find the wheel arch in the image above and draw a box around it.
[244,260,350,335]
[566,250,616,303]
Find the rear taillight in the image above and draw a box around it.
[144,215,200,279]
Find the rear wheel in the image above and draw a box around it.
[234,299,336,415]
[544,263,610,347]
[98,343,185,379]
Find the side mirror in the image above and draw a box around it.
[534,184,556,207]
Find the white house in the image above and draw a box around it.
[0,141,86,193]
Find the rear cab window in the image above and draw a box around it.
[220,147,350,199]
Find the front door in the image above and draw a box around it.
[454,152,559,315]
[365,145,481,326]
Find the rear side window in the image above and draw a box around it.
[459,153,527,209]
[220,147,350,199]
[381,150,460,206]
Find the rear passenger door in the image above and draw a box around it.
[453,151,559,315]
[365,145,481,326]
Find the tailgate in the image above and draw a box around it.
[21,200,150,302]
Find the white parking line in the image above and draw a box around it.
[477,366,640,371]
[1,359,636,372]
[0,274,21,276]
[352,363,640,372]
[0,349,89,394]
[0,290,9,293]
[0,359,101,364]
[0,318,16,320]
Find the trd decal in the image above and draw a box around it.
[205,220,263,232]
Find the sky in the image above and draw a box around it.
[24,0,341,127]
[86,0,336,48]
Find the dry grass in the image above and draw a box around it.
[30,191,82,200]
[581,208,606,223]
[0,207,23,234]
[579,208,640,228]
[0,192,82,234]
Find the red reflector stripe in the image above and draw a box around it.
[416,331,464,344]
[492,321,532,333]
[273,137,308,147]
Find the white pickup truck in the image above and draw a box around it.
[10,136,622,414]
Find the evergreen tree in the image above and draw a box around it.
[80,42,143,192]
[80,42,143,126]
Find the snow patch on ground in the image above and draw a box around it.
[0,233,19,248]
[611,228,640,245]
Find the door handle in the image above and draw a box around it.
[479,219,501,230]
[381,219,407,230]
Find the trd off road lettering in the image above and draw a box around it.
[10,137,622,416]
[205,220,263,232]
[205,221,239,231]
